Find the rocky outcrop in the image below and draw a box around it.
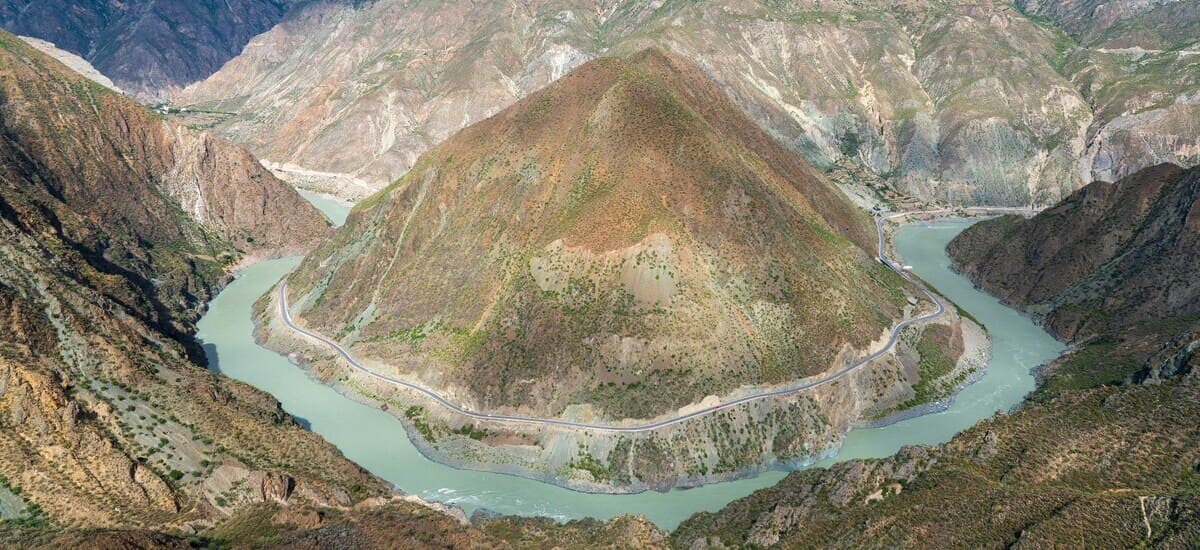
[259,472,296,503]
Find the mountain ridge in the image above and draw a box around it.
[174,0,1197,206]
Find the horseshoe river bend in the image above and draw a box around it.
[196,204,1063,531]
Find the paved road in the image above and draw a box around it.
[277,213,946,433]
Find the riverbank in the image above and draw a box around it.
[197,217,1062,530]
[254,289,922,493]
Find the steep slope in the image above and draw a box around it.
[15,35,121,92]
[0,31,328,346]
[0,501,671,549]
[1032,0,1200,184]
[175,0,1196,207]
[0,31,369,531]
[1015,0,1199,49]
[948,163,1200,396]
[284,48,906,420]
[0,0,305,100]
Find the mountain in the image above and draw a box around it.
[948,163,1200,398]
[0,31,329,356]
[282,47,906,420]
[260,49,990,492]
[0,0,307,100]
[175,0,1197,206]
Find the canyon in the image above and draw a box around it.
[0,1,1197,547]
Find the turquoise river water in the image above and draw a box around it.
[195,216,1063,530]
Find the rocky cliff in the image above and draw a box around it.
[949,163,1200,397]
[175,0,1197,207]
[0,0,305,100]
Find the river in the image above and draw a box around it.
[194,215,1063,531]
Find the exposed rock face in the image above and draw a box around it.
[1039,0,1200,185]
[0,30,377,530]
[15,35,121,92]
[284,49,908,420]
[176,0,1196,206]
[948,163,1200,394]
[1015,0,1197,48]
[175,0,623,187]
[0,0,305,100]
[260,472,296,503]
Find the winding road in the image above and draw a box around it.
[276,211,963,433]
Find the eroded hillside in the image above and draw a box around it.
[175,0,1198,206]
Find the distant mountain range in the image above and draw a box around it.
[0,0,305,100]
[170,0,1198,206]
[5,1,1194,206]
